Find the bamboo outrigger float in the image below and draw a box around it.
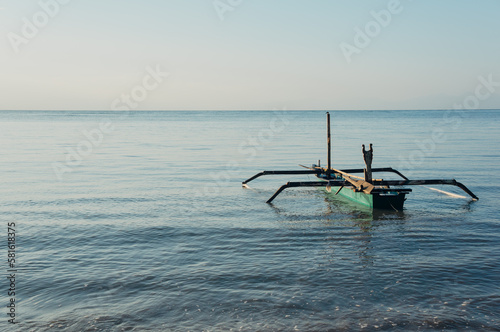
[243,112,478,210]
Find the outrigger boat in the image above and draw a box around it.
[242,112,478,210]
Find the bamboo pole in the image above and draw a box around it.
[327,112,331,171]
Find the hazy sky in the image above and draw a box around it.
[1,0,499,110]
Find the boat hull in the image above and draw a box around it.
[328,186,407,210]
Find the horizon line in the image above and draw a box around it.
[1,108,499,112]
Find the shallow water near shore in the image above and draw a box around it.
[1,110,499,331]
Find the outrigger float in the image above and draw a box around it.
[242,112,478,210]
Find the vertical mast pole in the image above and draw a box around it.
[327,112,331,172]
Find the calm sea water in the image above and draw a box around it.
[1,110,499,331]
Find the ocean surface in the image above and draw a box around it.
[1,110,499,331]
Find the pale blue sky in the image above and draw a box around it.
[1,0,499,110]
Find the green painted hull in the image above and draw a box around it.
[327,186,407,210]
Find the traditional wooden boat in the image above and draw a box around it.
[242,112,478,210]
